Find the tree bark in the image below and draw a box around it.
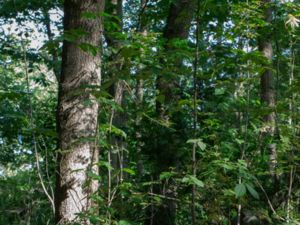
[150,1,197,224]
[55,1,104,224]
[258,0,277,180]
[157,0,197,120]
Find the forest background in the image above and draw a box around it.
[1,0,300,224]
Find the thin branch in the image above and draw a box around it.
[255,178,285,221]
[22,41,55,214]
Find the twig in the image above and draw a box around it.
[38,138,55,203]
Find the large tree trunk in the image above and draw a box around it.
[157,0,197,120]
[150,1,197,224]
[55,1,104,224]
[258,0,277,180]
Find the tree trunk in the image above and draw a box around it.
[105,0,126,185]
[136,0,147,178]
[151,1,197,224]
[43,9,60,82]
[157,0,197,120]
[55,1,104,224]
[258,0,277,180]
[135,76,144,177]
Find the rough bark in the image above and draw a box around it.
[150,1,197,224]
[55,1,104,224]
[258,0,277,179]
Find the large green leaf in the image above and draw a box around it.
[182,175,204,187]
[234,183,246,198]
[159,171,176,180]
[245,183,259,199]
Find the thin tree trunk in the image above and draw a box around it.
[43,10,60,81]
[55,1,104,224]
[136,0,147,178]
[191,2,200,223]
[136,76,144,177]
[105,3,126,222]
[110,80,126,183]
[258,0,277,181]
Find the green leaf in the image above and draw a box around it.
[187,139,206,150]
[235,138,244,145]
[245,183,259,199]
[123,168,136,175]
[97,161,113,170]
[110,125,127,139]
[234,183,246,198]
[197,141,206,151]
[89,215,100,224]
[78,43,98,56]
[159,172,175,180]
[187,139,198,144]
[100,124,127,138]
[153,195,162,203]
[223,189,235,197]
[142,181,160,186]
[87,171,101,181]
[182,175,204,187]
[223,164,234,170]
[64,28,88,41]
[118,220,136,225]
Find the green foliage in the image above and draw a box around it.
[182,175,204,188]
[1,0,300,224]
[187,138,207,151]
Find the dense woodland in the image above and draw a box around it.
[1,0,300,224]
